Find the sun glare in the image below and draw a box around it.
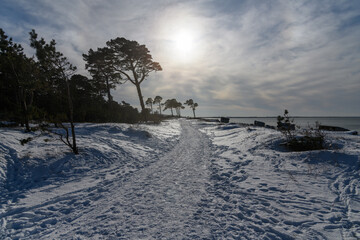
[158,16,203,64]
[171,29,197,62]
[174,31,194,54]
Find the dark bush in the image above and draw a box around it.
[278,110,325,151]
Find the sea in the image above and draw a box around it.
[218,117,360,132]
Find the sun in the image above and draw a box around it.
[171,30,197,61]
[159,22,203,63]
[174,30,194,54]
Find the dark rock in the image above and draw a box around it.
[319,125,350,131]
[220,117,230,123]
[254,120,265,127]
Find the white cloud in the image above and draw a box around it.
[1,0,359,116]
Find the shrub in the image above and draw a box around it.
[277,110,296,143]
[277,110,325,151]
[20,137,33,145]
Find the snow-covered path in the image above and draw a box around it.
[1,120,213,239]
[52,120,212,239]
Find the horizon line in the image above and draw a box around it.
[200,116,360,118]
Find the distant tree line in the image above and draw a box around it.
[145,96,199,118]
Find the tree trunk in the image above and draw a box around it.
[19,88,30,132]
[65,79,78,154]
[23,100,30,132]
[105,78,113,102]
[158,103,162,115]
[70,121,77,154]
[25,91,34,131]
[135,83,145,111]
[193,108,196,118]
[135,83,147,121]
[10,61,30,131]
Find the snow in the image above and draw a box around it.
[200,122,360,239]
[0,119,359,239]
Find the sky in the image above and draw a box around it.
[1,0,360,117]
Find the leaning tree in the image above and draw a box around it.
[106,38,162,115]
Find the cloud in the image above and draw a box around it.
[1,0,359,116]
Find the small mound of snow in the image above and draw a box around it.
[123,127,152,139]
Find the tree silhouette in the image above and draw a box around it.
[83,47,122,102]
[153,96,163,115]
[163,99,184,117]
[1,29,40,131]
[185,99,199,118]
[1,29,145,131]
[163,99,177,116]
[145,97,153,113]
[106,38,162,117]
[29,30,78,154]
[175,101,185,117]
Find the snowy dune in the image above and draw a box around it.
[0,119,359,239]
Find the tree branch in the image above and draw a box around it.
[113,67,135,85]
